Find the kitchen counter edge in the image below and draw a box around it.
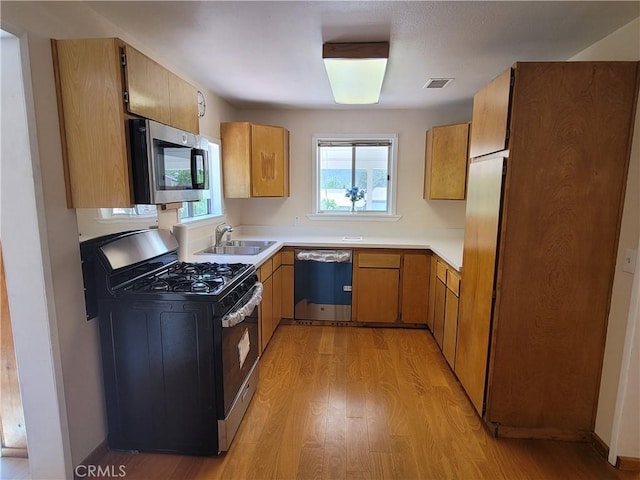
[186,236,463,273]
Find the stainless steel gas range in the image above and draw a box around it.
[80,229,261,455]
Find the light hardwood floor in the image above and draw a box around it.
[93,325,638,479]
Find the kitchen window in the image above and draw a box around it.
[180,140,223,221]
[313,134,398,219]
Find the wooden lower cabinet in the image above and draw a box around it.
[259,273,274,353]
[280,250,294,319]
[427,256,438,331]
[353,252,400,323]
[258,253,283,353]
[430,257,461,369]
[400,252,430,324]
[433,275,446,347]
[353,250,431,325]
[443,277,460,368]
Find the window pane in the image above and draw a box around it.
[317,141,391,213]
[319,146,352,211]
[180,140,223,220]
[355,146,389,212]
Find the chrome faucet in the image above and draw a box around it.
[214,223,233,247]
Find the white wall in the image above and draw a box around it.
[226,106,471,235]
[0,0,235,470]
[1,32,71,478]
[570,17,640,461]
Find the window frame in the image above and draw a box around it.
[179,138,224,223]
[311,133,399,220]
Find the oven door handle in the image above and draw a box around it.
[221,282,263,328]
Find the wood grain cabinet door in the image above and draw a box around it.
[221,122,252,198]
[354,252,401,323]
[469,68,512,159]
[400,252,429,324]
[272,264,282,333]
[455,156,505,415]
[424,123,470,200]
[443,284,460,368]
[259,274,274,353]
[356,268,400,323]
[168,71,199,134]
[52,38,132,207]
[426,256,438,332]
[280,251,295,319]
[123,44,171,125]
[433,276,446,348]
[251,124,288,197]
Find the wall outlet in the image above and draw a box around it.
[623,248,637,274]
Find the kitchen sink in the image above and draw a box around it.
[223,240,276,248]
[197,240,276,255]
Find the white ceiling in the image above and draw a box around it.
[87,1,639,110]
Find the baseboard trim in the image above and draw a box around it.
[590,432,609,459]
[616,456,640,472]
[590,433,640,472]
[1,447,28,458]
[79,439,108,466]
[489,423,592,442]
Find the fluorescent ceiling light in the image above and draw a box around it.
[323,42,389,105]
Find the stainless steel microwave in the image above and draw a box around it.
[129,119,209,205]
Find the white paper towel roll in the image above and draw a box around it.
[173,223,189,262]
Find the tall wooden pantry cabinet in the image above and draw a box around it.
[455,62,640,440]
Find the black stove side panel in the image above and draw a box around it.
[80,231,140,320]
[98,299,218,455]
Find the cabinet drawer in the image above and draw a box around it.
[358,253,401,269]
[436,261,448,283]
[447,271,460,297]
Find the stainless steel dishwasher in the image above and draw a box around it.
[294,249,352,322]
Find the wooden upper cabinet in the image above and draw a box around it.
[221,122,290,198]
[123,45,199,134]
[52,37,200,208]
[424,122,470,200]
[251,124,289,197]
[469,68,512,159]
[168,71,199,134]
[52,38,132,207]
[123,44,171,126]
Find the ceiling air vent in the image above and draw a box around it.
[423,78,454,89]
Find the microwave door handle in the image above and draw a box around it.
[191,148,208,189]
[221,283,263,328]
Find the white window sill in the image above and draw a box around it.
[307,213,401,222]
